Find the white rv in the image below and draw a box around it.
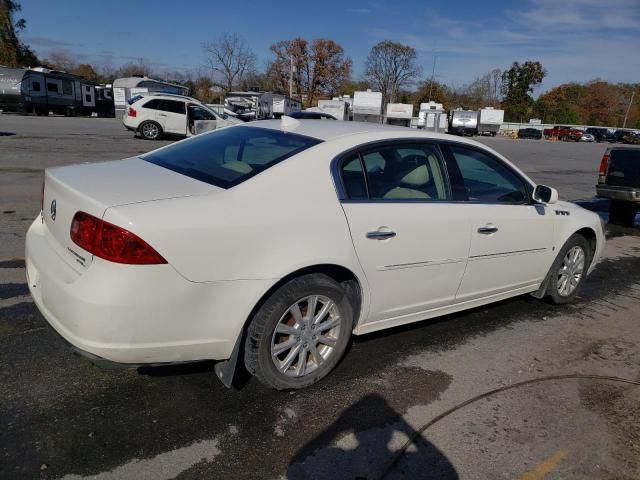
[417,102,448,132]
[477,107,504,136]
[272,94,302,118]
[353,90,382,123]
[385,103,413,127]
[317,99,348,121]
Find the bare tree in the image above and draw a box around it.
[364,40,421,106]
[202,33,256,92]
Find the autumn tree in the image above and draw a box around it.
[269,37,352,106]
[0,0,38,67]
[413,79,450,111]
[203,33,256,92]
[364,40,421,106]
[501,61,546,121]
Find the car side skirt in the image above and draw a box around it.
[353,282,540,335]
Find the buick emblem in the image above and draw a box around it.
[50,199,56,221]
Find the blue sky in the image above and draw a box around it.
[19,0,640,91]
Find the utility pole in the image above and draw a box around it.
[289,55,293,98]
[623,91,635,128]
[428,54,437,101]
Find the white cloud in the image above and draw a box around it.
[363,1,640,89]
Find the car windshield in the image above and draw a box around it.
[142,126,322,188]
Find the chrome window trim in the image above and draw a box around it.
[331,138,535,206]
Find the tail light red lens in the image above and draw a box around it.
[70,212,167,265]
[128,107,137,117]
[598,154,609,179]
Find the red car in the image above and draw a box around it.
[543,125,583,141]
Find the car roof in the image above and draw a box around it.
[138,93,200,103]
[243,118,501,151]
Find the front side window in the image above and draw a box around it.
[340,143,449,201]
[47,82,58,93]
[143,126,321,188]
[32,81,41,92]
[188,105,216,120]
[448,145,527,204]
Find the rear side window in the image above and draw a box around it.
[143,99,161,110]
[339,143,449,201]
[159,100,186,114]
[143,126,322,188]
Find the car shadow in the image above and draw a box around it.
[286,393,458,480]
[575,196,639,232]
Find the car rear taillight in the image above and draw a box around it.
[598,154,610,182]
[70,211,167,265]
[128,107,137,117]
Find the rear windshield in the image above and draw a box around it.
[142,126,322,188]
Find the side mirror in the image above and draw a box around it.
[533,185,558,204]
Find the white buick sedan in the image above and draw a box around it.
[27,119,605,390]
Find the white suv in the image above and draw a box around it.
[123,94,238,140]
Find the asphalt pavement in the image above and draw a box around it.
[1,114,639,479]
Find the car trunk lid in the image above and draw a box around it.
[42,157,220,272]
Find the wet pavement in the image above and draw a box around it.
[1,114,640,479]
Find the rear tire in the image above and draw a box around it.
[544,234,591,304]
[139,121,162,140]
[244,274,353,390]
[609,200,637,227]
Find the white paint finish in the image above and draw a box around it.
[456,203,555,300]
[59,438,221,480]
[342,202,470,322]
[26,120,606,368]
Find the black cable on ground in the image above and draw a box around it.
[377,374,640,480]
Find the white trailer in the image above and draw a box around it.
[477,107,504,136]
[449,109,478,136]
[353,90,382,123]
[418,101,447,132]
[272,94,302,118]
[317,99,348,120]
[385,103,413,127]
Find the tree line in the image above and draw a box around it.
[1,1,638,128]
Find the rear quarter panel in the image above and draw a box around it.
[103,142,367,284]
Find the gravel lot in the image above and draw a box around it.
[1,114,639,480]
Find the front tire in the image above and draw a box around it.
[245,274,353,390]
[545,234,591,304]
[139,121,162,140]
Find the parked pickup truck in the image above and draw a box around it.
[543,125,583,141]
[596,146,640,225]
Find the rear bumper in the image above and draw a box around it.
[26,218,272,365]
[596,185,640,202]
[122,116,137,131]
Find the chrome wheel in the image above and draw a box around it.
[271,295,341,377]
[141,122,159,139]
[557,245,585,297]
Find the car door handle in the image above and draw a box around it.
[477,226,498,234]
[158,113,167,117]
[366,230,396,240]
